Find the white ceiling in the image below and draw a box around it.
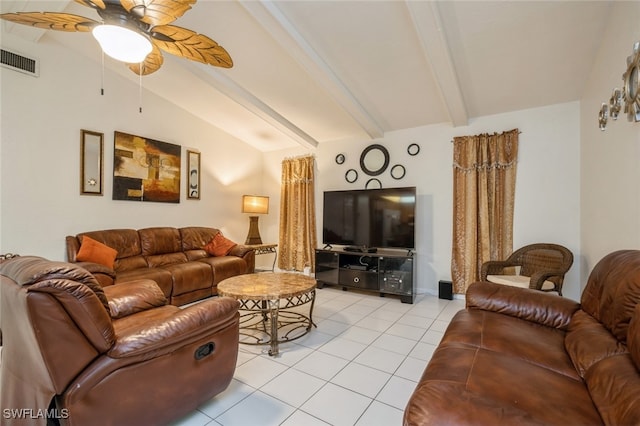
[1,0,613,151]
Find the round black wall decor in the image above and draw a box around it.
[407,143,420,156]
[360,144,390,176]
[335,153,345,165]
[390,164,406,180]
[345,169,358,183]
[365,178,382,189]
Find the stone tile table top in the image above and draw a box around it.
[218,272,316,300]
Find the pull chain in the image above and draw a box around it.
[100,51,105,96]
[139,64,143,113]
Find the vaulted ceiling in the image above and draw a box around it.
[1,1,613,151]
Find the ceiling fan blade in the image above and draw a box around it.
[0,12,100,32]
[127,42,164,75]
[121,0,196,26]
[151,25,232,68]
[74,0,106,10]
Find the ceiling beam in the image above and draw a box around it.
[184,61,319,150]
[405,1,468,127]
[239,1,384,140]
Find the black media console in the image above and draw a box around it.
[314,248,415,303]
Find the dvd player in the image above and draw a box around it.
[347,264,368,271]
[344,246,378,253]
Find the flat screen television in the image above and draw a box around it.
[322,186,416,250]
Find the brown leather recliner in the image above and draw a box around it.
[0,256,240,426]
[404,249,640,425]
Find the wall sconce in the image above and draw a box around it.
[599,41,640,130]
[242,195,269,245]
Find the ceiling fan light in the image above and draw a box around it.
[92,25,152,63]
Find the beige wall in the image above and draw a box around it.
[580,1,640,289]
[2,2,637,299]
[264,101,582,300]
[0,33,264,260]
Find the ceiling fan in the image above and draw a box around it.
[0,0,233,75]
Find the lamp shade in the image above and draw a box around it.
[92,25,152,63]
[242,195,269,214]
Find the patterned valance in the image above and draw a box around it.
[452,129,519,172]
[281,155,315,184]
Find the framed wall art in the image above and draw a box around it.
[80,129,104,196]
[187,150,201,200]
[113,131,181,203]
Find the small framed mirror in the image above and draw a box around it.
[390,164,406,180]
[187,150,201,200]
[365,178,382,189]
[80,129,104,195]
[360,144,389,176]
[623,42,640,121]
[345,169,358,183]
[335,153,345,165]
[626,65,638,104]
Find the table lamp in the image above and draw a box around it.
[242,195,269,244]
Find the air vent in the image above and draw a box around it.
[1,49,39,77]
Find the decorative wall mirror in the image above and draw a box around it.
[599,104,609,130]
[365,178,382,189]
[360,144,389,176]
[345,169,358,183]
[187,150,201,200]
[623,42,640,121]
[390,164,406,180]
[599,41,640,129]
[407,143,420,156]
[335,153,345,164]
[80,129,103,195]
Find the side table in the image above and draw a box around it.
[247,243,278,272]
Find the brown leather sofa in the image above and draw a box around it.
[0,256,240,426]
[404,250,640,425]
[66,226,255,305]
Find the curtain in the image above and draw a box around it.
[451,129,519,294]
[278,155,317,272]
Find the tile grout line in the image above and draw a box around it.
[184,288,463,426]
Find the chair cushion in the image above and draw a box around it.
[487,274,555,291]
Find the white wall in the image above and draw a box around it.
[0,34,264,261]
[265,101,582,300]
[580,1,640,287]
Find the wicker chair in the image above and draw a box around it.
[480,243,574,296]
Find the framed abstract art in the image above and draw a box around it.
[113,131,181,203]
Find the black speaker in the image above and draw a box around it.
[438,280,453,300]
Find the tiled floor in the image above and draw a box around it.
[172,286,465,426]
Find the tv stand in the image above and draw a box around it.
[314,248,415,303]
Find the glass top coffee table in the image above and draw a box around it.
[218,273,317,356]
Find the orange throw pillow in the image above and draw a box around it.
[76,236,118,269]
[204,233,237,257]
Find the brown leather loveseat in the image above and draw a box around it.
[0,256,240,426]
[404,250,640,425]
[66,226,255,305]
